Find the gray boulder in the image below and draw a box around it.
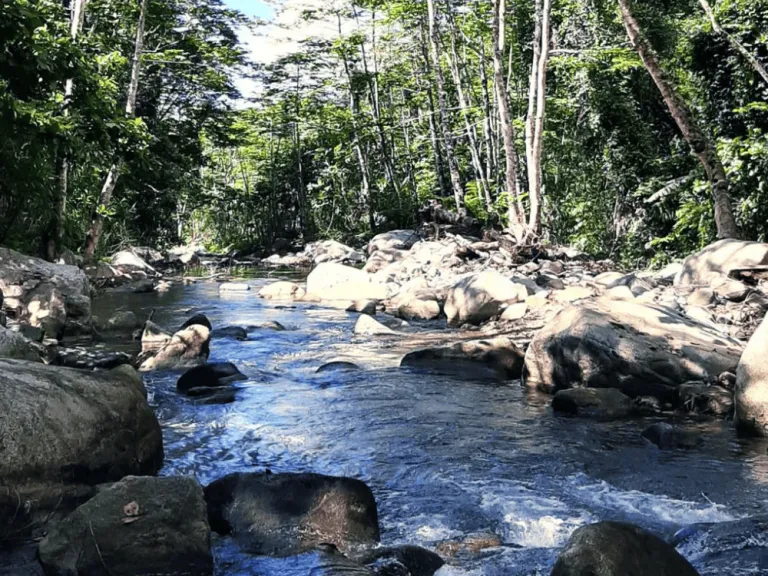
[551,521,700,576]
[552,388,635,421]
[0,361,163,537]
[39,476,212,576]
[675,239,768,287]
[204,472,380,556]
[523,300,742,404]
[735,313,768,436]
[367,230,419,254]
[401,336,524,380]
[0,325,41,361]
[444,271,527,326]
[0,247,91,338]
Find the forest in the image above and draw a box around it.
[1,0,767,268]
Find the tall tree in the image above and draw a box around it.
[426,0,464,214]
[83,0,149,261]
[617,0,740,240]
[492,0,525,240]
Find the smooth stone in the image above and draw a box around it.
[355,314,396,336]
[401,337,524,380]
[177,363,246,394]
[316,361,361,373]
[219,282,251,292]
[211,325,248,340]
[552,388,635,421]
[642,423,701,450]
[735,313,768,436]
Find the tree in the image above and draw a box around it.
[83,0,149,261]
[617,0,740,240]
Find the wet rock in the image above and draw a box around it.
[316,361,361,373]
[347,300,378,315]
[307,263,389,302]
[139,319,211,372]
[131,278,156,293]
[401,336,524,380]
[523,300,743,403]
[368,230,419,254]
[95,310,141,333]
[356,545,444,576]
[179,313,213,331]
[248,320,287,331]
[444,271,527,326]
[435,532,503,558]
[675,239,768,287]
[501,302,528,321]
[678,383,733,417]
[194,390,237,405]
[38,476,212,576]
[259,281,305,300]
[140,319,172,353]
[0,361,163,537]
[552,388,635,421]
[204,471,380,556]
[211,325,248,340]
[0,325,41,361]
[219,282,251,292]
[551,521,700,576]
[0,248,91,338]
[642,423,701,450]
[55,347,132,370]
[735,313,768,437]
[355,315,397,336]
[177,363,247,394]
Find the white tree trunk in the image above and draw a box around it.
[528,0,551,234]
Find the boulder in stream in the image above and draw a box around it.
[551,521,700,576]
[177,362,247,394]
[444,271,527,326]
[735,312,768,436]
[0,360,163,537]
[306,263,389,302]
[204,471,380,556]
[211,325,248,340]
[523,300,742,403]
[355,314,397,336]
[401,336,524,380]
[39,476,213,576]
[139,315,211,371]
[551,388,635,421]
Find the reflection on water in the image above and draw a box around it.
[91,279,768,575]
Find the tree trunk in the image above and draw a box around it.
[698,0,768,87]
[426,0,464,214]
[83,0,147,262]
[528,0,551,234]
[617,0,739,240]
[48,0,88,261]
[492,0,525,240]
[524,0,542,194]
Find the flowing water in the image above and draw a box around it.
[87,278,768,575]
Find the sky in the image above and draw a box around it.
[223,0,275,20]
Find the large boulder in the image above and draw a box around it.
[523,300,742,403]
[0,247,91,338]
[389,277,442,321]
[735,313,768,436]
[39,476,212,576]
[367,230,419,254]
[139,315,211,372]
[306,263,389,302]
[259,280,305,300]
[551,388,635,421]
[0,361,163,537]
[308,240,366,265]
[354,314,396,336]
[0,325,41,361]
[444,271,527,326]
[552,522,700,576]
[111,249,155,272]
[675,239,768,287]
[204,472,380,556]
[401,337,524,380]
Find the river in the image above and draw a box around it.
[88,277,768,575]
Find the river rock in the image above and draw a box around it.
[687,288,715,307]
[95,310,141,333]
[444,271,527,326]
[316,361,361,373]
[54,347,132,370]
[140,319,172,353]
[309,240,366,264]
[259,281,304,300]
[347,300,378,315]
[211,325,248,340]
[552,388,635,421]
[711,276,751,302]
[111,249,156,272]
[551,521,700,576]
[0,361,163,537]
[401,336,524,380]
[678,382,733,416]
[368,230,419,254]
[436,532,503,558]
[0,325,41,361]
[354,545,444,576]
[675,239,768,287]
[204,471,380,556]
[355,314,396,336]
[735,313,768,436]
[219,282,251,292]
[38,476,212,576]
[0,247,91,338]
[139,317,211,371]
[306,263,389,302]
[554,285,595,304]
[177,363,247,394]
[364,248,408,274]
[642,423,701,450]
[523,300,742,404]
[389,278,442,321]
[500,302,528,321]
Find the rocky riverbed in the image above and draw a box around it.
[1,234,768,575]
